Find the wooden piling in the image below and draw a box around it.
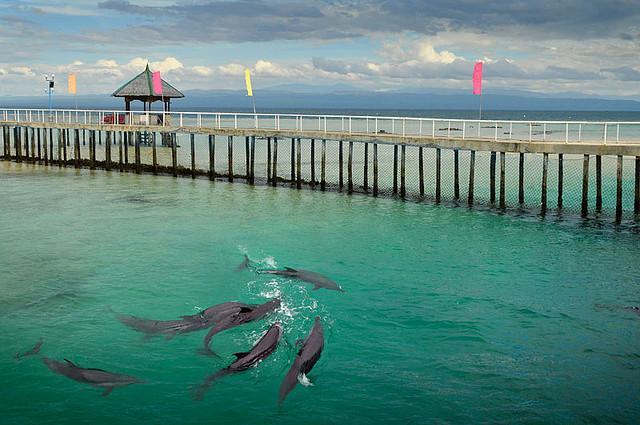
[89,131,95,170]
[500,152,506,209]
[267,137,271,183]
[373,143,379,197]
[209,135,215,181]
[1,127,6,160]
[118,132,124,172]
[227,135,233,182]
[63,129,68,163]
[310,138,315,186]
[58,129,63,167]
[339,141,344,190]
[105,132,112,171]
[245,136,250,180]
[596,155,602,211]
[135,132,141,174]
[250,136,255,184]
[150,133,156,175]
[14,127,21,162]
[436,148,441,203]
[348,141,354,194]
[297,138,302,189]
[468,151,476,205]
[419,147,424,197]
[541,153,548,214]
[616,155,623,223]
[518,153,525,204]
[49,129,53,165]
[490,152,496,203]
[363,142,368,192]
[558,154,564,210]
[321,139,326,191]
[74,129,80,168]
[393,145,398,194]
[37,128,41,161]
[43,128,48,165]
[454,149,460,199]
[123,132,129,164]
[635,156,640,216]
[581,154,589,217]
[400,145,406,198]
[25,127,30,160]
[191,134,196,179]
[171,134,178,177]
[272,137,278,186]
[290,138,296,181]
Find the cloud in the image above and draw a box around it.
[601,66,640,81]
[9,66,35,76]
[93,0,640,43]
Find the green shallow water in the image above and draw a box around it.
[0,161,639,424]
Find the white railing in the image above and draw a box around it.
[1,108,639,145]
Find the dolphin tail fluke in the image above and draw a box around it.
[192,369,231,401]
[278,363,300,404]
[101,387,114,397]
[235,254,251,272]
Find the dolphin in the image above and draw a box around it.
[624,306,640,316]
[42,357,142,396]
[201,298,281,356]
[118,302,254,339]
[235,254,252,271]
[193,322,283,400]
[279,316,324,403]
[15,338,43,360]
[258,267,344,292]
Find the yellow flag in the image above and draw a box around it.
[244,69,253,97]
[68,74,77,95]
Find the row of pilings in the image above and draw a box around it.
[2,125,640,223]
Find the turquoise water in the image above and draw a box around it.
[1,161,639,424]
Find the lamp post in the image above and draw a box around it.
[44,74,55,120]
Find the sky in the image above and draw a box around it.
[1,0,639,97]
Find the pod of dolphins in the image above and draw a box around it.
[15,256,343,404]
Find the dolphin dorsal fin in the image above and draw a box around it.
[284,267,297,272]
[233,351,250,359]
[64,359,77,367]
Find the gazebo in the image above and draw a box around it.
[112,64,184,112]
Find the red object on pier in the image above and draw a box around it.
[103,113,125,124]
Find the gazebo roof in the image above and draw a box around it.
[112,64,184,98]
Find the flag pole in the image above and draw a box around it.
[479,92,482,120]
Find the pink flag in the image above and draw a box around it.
[152,71,163,96]
[472,61,483,95]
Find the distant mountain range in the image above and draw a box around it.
[2,85,639,112]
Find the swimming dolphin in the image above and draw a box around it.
[279,316,324,403]
[624,306,640,316]
[258,267,344,292]
[235,254,252,271]
[193,322,283,400]
[42,357,142,396]
[200,298,281,356]
[117,301,254,339]
[15,338,43,360]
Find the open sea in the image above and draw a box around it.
[1,109,639,424]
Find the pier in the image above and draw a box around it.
[1,108,640,223]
